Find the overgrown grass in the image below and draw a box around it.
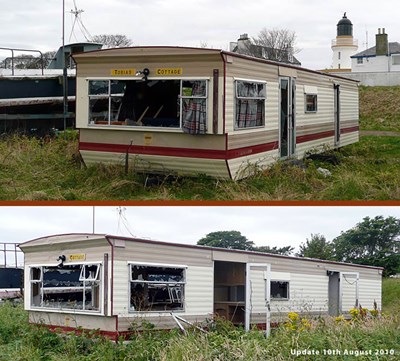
[382,278,400,315]
[359,86,400,132]
[1,134,399,200]
[0,301,399,360]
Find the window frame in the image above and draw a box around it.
[28,262,102,314]
[128,262,187,313]
[270,280,290,300]
[357,57,364,65]
[304,93,318,113]
[234,78,267,130]
[392,54,400,65]
[87,77,209,132]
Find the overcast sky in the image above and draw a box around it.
[1,206,399,254]
[1,0,399,70]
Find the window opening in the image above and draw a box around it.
[271,281,289,300]
[130,264,185,311]
[88,79,208,133]
[30,264,101,311]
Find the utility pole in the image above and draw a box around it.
[62,0,68,138]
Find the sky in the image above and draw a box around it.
[1,0,400,70]
[1,206,399,255]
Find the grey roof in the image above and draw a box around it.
[351,42,400,58]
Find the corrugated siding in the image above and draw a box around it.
[227,149,279,180]
[358,278,382,310]
[295,84,334,129]
[111,240,213,267]
[269,273,329,315]
[184,266,214,314]
[23,241,110,265]
[341,274,358,311]
[248,268,267,317]
[80,150,230,178]
[112,261,130,317]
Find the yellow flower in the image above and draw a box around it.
[335,315,345,323]
[288,312,300,322]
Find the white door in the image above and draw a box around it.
[245,263,271,337]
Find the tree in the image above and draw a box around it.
[297,234,334,260]
[0,51,56,70]
[91,34,132,48]
[255,245,294,256]
[332,216,400,276]
[237,28,301,64]
[197,231,255,250]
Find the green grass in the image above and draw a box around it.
[359,86,400,132]
[382,278,400,315]
[1,85,399,201]
[0,300,398,361]
[1,134,399,200]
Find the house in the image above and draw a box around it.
[230,34,301,66]
[20,233,382,339]
[73,46,359,180]
[347,28,400,85]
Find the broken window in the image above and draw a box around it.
[235,80,266,129]
[88,79,208,132]
[271,281,289,300]
[29,264,101,312]
[129,264,185,311]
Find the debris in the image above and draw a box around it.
[317,167,332,177]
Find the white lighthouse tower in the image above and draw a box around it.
[331,13,358,71]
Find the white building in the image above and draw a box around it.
[351,28,400,73]
[331,13,358,71]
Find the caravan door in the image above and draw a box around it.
[245,263,271,337]
[279,77,296,158]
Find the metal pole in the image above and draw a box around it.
[62,0,68,137]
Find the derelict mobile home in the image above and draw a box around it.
[20,233,381,338]
[73,46,359,179]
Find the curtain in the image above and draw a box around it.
[182,81,207,135]
[236,82,265,128]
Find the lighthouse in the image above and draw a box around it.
[331,13,358,70]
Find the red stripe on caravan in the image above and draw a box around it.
[296,131,335,144]
[341,125,359,134]
[79,141,279,160]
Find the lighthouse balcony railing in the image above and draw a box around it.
[331,39,358,47]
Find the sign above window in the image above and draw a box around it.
[111,68,136,76]
[156,68,183,76]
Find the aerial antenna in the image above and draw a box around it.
[69,0,92,42]
[116,207,135,237]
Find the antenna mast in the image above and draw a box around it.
[69,0,92,42]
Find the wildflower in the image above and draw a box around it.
[335,315,345,323]
[288,312,300,322]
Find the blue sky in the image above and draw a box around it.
[1,0,400,69]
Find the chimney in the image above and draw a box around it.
[376,27,388,55]
[237,33,251,53]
